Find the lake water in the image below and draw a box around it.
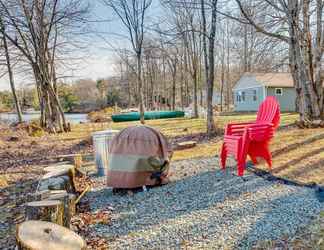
[0,112,88,124]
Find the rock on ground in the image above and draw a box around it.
[87,157,322,250]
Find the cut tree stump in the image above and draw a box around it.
[176,141,197,150]
[16,220,86,250]
[25,200,64,226]
[46,190,76,228]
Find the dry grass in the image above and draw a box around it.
[4,112,323,186]
[54,112,298,141]
[172,126,322,159]
[258,129,324,185]
[51,112,324,186]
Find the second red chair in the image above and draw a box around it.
[220,96,280,176]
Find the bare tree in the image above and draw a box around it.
[0,16,23,122]
[103,0,152,124]
[235,0,324,124]
[201,0,218,136]
[0,0,89,132]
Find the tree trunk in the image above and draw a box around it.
[201,0,217,136]
[243,23,248,72]
[1,27,23,123]
[226,19,231,110]
[172,63,177,110]
[193,68,198,118]
[287,0,321,121]
[220,29,225,112]
[180,54,184,110]
[183,49,190,107]
[137,53,145,124]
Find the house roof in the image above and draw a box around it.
[233,72,294,90]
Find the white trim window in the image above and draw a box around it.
[275,88,283,95]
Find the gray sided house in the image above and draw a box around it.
[233,73,296,112]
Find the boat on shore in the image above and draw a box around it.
[112,110,185,122]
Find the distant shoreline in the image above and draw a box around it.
[0,110,89,115]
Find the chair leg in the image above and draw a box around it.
[237,159,246,176]
[220,143,227,170]
[250,155,258,165]
[263,148,272,169]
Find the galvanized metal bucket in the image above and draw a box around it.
[92,129,119,176]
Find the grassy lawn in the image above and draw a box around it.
[52,111,324,186]
[55,112,298,141]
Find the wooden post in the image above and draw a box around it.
[25,200,64,226]
[46,191,76,228]
[16,220,86,250]
[74,154,82,169]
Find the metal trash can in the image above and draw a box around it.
[92,129,119,176]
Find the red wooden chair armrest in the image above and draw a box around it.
[225,121,255,136]
[247,122,273,129]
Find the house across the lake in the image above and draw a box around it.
[233,72,296,112]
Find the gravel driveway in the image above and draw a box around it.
[87,157,322,249]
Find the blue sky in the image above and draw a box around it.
[0,0,162,90]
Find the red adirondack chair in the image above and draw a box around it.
[220,96,280,176]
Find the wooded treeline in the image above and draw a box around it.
[106,0,289,134]
[0,0,89,132]
[0,0,323,134]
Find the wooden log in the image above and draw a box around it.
[52,154,80,163]
[41,164,76,192]
[31,190,52,201]
[38,176,71,192]
[43,164,75,174]
[16,220,86,250]
[25,200,64,226]
[176,141,197,150]
[46,191,76,228]
[73,154,82,169]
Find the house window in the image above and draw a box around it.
[275,88,283,95]
[253,90,257,101]
[236,92,241,102]
[241,91,245,102]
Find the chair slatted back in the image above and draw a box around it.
[256,96,280,129]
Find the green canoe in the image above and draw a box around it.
[112,110,185,122]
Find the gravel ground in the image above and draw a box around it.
[87,157,322,249]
